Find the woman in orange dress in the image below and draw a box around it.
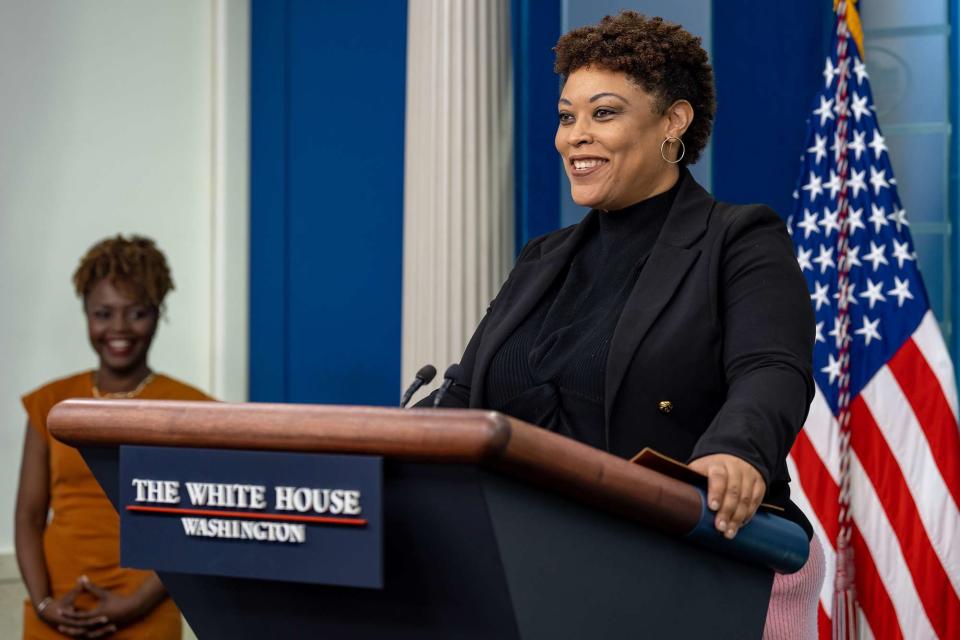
[15,236,211,639]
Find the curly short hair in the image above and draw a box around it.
[554,11,715,165]
[72,235,175,310]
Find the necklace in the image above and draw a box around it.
[91,372,155,399]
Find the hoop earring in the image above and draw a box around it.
[660,136,685,164]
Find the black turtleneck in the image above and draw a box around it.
[484,175,682,449]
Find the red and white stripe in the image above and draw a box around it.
[788,311,960,638]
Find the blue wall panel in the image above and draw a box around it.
[249,0,289,401]
[952,0,960,361]
[512,0,562,251]
[250,0,407,405]
[712,3,833,220]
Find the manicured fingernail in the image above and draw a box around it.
[726,527,737,539]
[717,520,727,531]
[710,500,719,510]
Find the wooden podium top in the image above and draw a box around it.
[48,399,703,535]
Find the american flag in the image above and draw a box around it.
[786,1,960,638]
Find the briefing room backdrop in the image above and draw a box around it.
[248,0,959,408]
[0,0,955,604]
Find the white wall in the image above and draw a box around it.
[0,0,249,555]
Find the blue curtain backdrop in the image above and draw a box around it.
[711,3,833,221]
[512,0,561,252]
[249,0,407,405]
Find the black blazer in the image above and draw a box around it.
[432,172,815,515]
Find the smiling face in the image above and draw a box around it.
[556,66,687,211]
[84,278,158,375]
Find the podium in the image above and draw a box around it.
[48,400,803,640]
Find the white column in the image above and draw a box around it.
[402,0,514,400]
[209,0,250,402]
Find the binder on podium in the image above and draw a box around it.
[48,400,808,640]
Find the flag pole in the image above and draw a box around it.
[832,0,859,637]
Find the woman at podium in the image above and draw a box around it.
[14,235,210,639]
[424,11,824,638]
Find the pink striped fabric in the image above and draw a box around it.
[764,534,826,639]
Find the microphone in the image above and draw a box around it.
[400,364,437,408]
[433,364,463,408]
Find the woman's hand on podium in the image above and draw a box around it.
[688,453,766,540]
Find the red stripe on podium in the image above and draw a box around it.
[126,505,368,526]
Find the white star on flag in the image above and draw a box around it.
[823,56,838,87]
[807,133,828,164]
[821,353,842,384]
[838,245,862,271]
[810,281,831,311]
[833,96,849,118]
[797,209,820,239]
[830,313,850,346]
[887,206,909,232]
[819,206,841,237]
[849,130,867,160]
[815,320,825,343]
[847,167,867,198]
[814,95,835,126]
[864,241,889,271]
[830,131,844,163]
[869,165,890,195]
[796,246,813,272]
[853,58,868,83]
[859,278,887,309]
[887,276,914,306]
[846,206,865,235]
[869,128,887,157]
[813,244,836,274]
[825,170,843,199]
[863,240,890,271]
[855,315,882,345]
[891,239,915,268]
[834,282,858,306]
[802,171,825,201]
[850,92,870,121]
[869,203,888,233]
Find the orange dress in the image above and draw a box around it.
[21,371,211,640]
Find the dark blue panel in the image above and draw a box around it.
[250,1,407,404]
[951,0,960,364]
[512,0,562,251]
[712,3,833,219]
[249,0,290,401]
[284,1,407,405]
